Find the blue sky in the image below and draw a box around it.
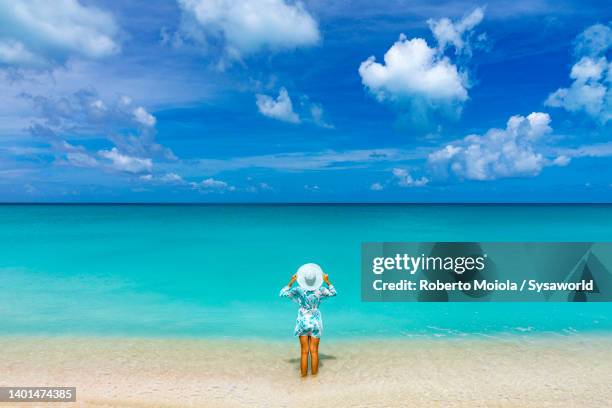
[0,0,610,202]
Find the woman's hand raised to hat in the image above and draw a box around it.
[323,273,331,285]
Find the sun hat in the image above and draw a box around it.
[296,263,324,291]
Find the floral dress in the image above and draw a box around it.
[280,284,337,338]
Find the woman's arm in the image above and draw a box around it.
[279,274,297,297]
[321,274,337,297]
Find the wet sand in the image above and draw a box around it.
[1,335,611,407]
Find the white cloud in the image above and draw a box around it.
[256,87,300,123]
[140,172,185,184]
[191,147,425,173]
[359,35,468,104]
[427,7,485,54]
[25,89,157,133]
[358,9,485,124]
[392,168,429,187]
[133,106,156,127]
[245,181,273,193]
[65,151,98,168]
[552,155,570,166]
[545,23,611,123]
[574,23,612,58]
[190,177,235,192]
[61,142,99,168]
[309,103,333,128]
[90,99,106,111]
[370,182,384,191]
[176,0,319,59]
[304,184,320,191]
[359,36,469,124]
[23,89,176,170]
[98,148,153,173]
[159,172,184,183]
[255,90,332,127]
[0,0,120,68]
[427,112,567,180]
[0,40,44,66]
[556,141,612,159]
[201,177,227,189]
[120,95,132,106]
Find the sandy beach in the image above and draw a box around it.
[1,335,611,407]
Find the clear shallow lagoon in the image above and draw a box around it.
[1,204,612,339]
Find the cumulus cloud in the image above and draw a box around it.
[25,89,172,162]
[427,7,485,55]
[573,23,612,58]
[304,184,320,191]
[540,141,612,180]
[201,177,228,189]
[370,182,384,191]
[160,172,184,183]
[24,89,159,134]
[392,168,429,187]
[98,148,153,173]
[22,88,175,175]
[0,0,120,68]
[309,103,334,128]
[246,181,273,193]
[358,9,484,125]
[0,40,43,66]
[190,177,235,192]
[176,0,319,59]
[133,106,156,127]
[256,87,300,123]
[57,141,99,168]
[359,36,468,105]
[370,168,429,190]
[65,151,99,168]
[140,172,185,184]
[545,23,611,123]
[427,112,567,180]
[255,90,333,127]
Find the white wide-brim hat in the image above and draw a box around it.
[297,263,324,291]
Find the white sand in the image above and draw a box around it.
[1,335,611,407]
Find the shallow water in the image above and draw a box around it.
[1,204,612,338]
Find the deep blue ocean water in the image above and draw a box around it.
[1,204,611,339]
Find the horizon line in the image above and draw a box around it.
[1,202,612,206]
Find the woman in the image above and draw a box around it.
[280,263,337,377]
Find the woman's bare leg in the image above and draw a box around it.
[299,336,309,377]
[309,337,320,375]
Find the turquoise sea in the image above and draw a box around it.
[1,204,612,339]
